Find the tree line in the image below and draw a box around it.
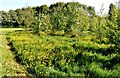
[0,2,120,48]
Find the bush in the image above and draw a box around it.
[7,31,120,77]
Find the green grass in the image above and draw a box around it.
[0,28,31,76]
[0,28,24,31]
[0,28,24,35]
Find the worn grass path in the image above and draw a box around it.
[0,28,32,77]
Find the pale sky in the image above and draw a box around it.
[0,0,118,14]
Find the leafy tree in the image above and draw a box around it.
[72,6,90,38]
[108,3,118,23]
[107,3,118,43]
[32,13,51,34]
[49,2,66,32]
[22,7,35,28]
[0,11,7,27]
[15,8,24,26]
[87,6,96,16]
[97,16,107,42]
[106,3,120,53]
[8,10,18,27]
[40,5,49,14]
[0,10,15,27]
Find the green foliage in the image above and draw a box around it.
[7,31,120,77]
[32,13,51,34]
[0,7,35,28]
[0,2,96,36]
[1,1,120,77]
[108,3,118,23]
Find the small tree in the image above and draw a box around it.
[32,13,43,34]
[32,12,51,35]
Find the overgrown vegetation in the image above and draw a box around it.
[1,1,120,77]
[0,29,31,77]
[7,31,120,77]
